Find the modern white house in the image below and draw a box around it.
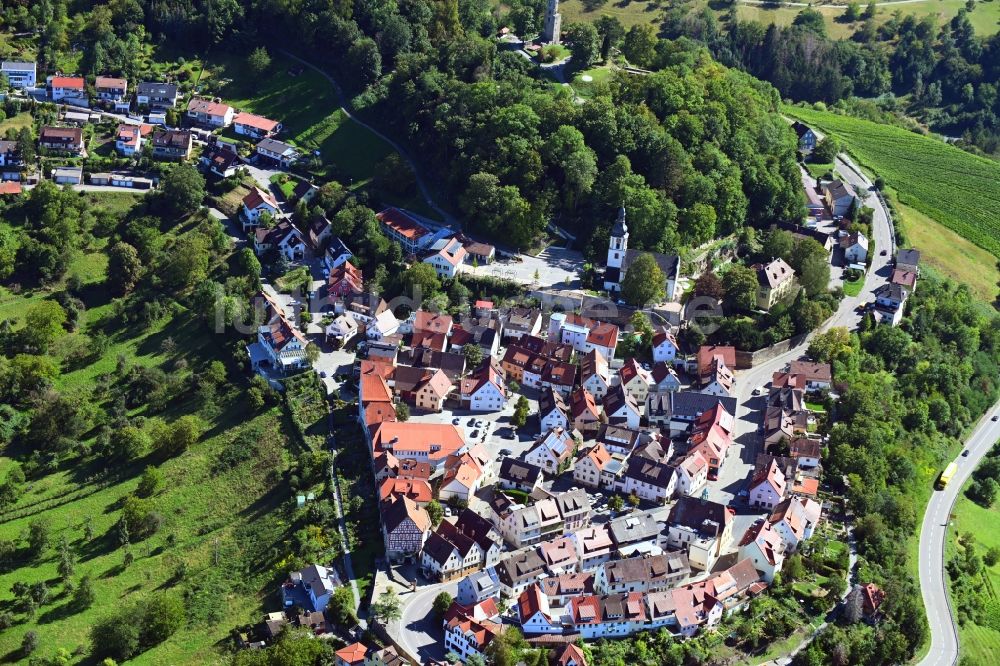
[2,61,36,89]
[241,187,281,229]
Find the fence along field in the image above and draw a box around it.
[786,106,1000,259]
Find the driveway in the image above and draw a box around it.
[311,343,357,395]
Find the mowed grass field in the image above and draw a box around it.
[948,484,1000,665]
[211,52,395,184]
[786,106,1000,298]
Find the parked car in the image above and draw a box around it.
[992,415,999,422]
[470,429,479,439]
[452,418,461,425]
[499,448,513,457]
[962,449,970,457]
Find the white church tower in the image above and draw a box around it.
[543,0,562,45]
[604,206,628,292]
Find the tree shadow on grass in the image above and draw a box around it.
[0,649,24,663]
[36,599,79,624]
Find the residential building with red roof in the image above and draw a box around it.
[48,75,85,101]
[377,207,432,254]
[241,186,280,229]
[187,97,235,127]
[573,443,612,489]
[378,477,433,504]
[891,267,918,292]
[335,643,369,666]
[518,584,561,634]
[749,458,786,510]
[619,358,654,404]
[460,363,506,412]
[442,606,502,663]
[115,124,144,156]
[556,644,588,666]
[370,422,466,468]
[768,496,822,552]
[233,111,282,139]
[697,345,736,384]
[39,126,84,154]
[738,519,786,583]
[652,327,679,363]
[580,348,611,400]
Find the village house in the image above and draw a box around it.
[539,387,570,434]
[95,76,128,103]
[1,61,36,89]
[255,138,299,168]
[540,571,595,608]
[822,180,857,218]
[442,605,502,663]
[241,186,281,229]
[502,307,543,341]
[619,358,654,404]
[573,443,612,490]
[518,584,562,635]
[439,453,484,503]
[673,450,708,497]
[377,206,435,255]
[39,126,85,155]
[569,387,601,437]
[325,313,359,344]
[460,363,506,412]
[768,497,822,552]
[891,268,918,293]
[607,514,661,558]
[623,456,676,504]
[48,75,85,102]
[378,477,433,505]
[280,563,340,613]
[756,258,797,310]
[423,236,468,279]
[840,231,869,263]
[381,494,431,562]
[569,592,648,639]
[115,124,144,156]
[665,496,734,571]
[792,121,817,152]
[369,421,466,469]
[524,428,576,474]
[201,143,242,177]
[233,111,282,139]
[750,460,785,511]
[497,548,547,598]
[874,282,908,326]
[738,519,786,583]
[788,360,833,391]
[579,349,611,400]
[497,458,542,494]
[652,327,680,363]
[570,525,615,572]
[789,437,822,469]
[137,81,179,108]
[456,567,501,606]
[652,363,682,393]
[254,220,307,262]
[539,536,581,576]
[0,140,22,168]
[151,129,193,160]
[187,97,234,127]
[896,248,921,274]
[603,385,641,430]
[335,643,370,666]
[595,552,691,595]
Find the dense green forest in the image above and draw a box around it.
[0,0,804,256]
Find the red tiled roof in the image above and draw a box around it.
[50,76,84,89]
[234,112,280,132]
[335,642,368,665]
[377,207,429,241]
[188,97,232,116]
[95,76,127,89]
[587,322,619,349]
[243,186,278,211]
[0,182,22,195]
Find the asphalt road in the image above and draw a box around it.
[391,579,457,662]
[917,406,1000,666]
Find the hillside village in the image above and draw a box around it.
[0,46,928,666]
[0,6,980,666]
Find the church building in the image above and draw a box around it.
[602,207,682,302]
